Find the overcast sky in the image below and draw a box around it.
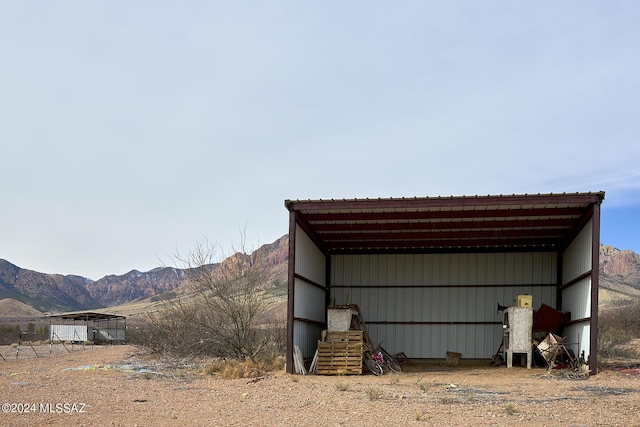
[2,2,639,279]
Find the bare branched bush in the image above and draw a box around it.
[137,295,211,357]
[598,299,640,359]
[139,233,284,362]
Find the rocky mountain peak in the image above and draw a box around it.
[600,245,640,287]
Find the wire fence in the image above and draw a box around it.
[0,342,101,362]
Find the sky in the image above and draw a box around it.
[1,2,639,280]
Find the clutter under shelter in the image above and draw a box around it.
[285,193,604,375]
[491,295,589,376]
[293,304,409,376]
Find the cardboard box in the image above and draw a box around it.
[517,294,532,308]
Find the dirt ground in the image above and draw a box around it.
[1,344,639,426]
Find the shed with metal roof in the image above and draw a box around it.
[284,192,605,374]
[49,311,126,343]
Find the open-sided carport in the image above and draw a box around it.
[285,192,605,374]
[49,311,126,343]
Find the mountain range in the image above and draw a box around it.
[0,238,638,318]
[0,235,288,316]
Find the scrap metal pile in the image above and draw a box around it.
[535,333,590,378]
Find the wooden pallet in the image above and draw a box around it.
[324,330,364,343]
[315,331,363,375]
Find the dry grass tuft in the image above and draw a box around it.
[416,378,431,392]
[365,386,383,400]
[334,380,349,391]
[504,402,518,415]
[204,357,284,379]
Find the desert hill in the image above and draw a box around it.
[0,259,99,312]
[0,298,44,319]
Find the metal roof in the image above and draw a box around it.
[49,311,126,321]
[285,192,605,253]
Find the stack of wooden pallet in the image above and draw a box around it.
[314,330,363,375]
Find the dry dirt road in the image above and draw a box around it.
[1,344,639,426]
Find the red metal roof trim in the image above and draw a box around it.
[285,192,605,253]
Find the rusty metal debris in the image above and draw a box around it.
[535,333,590,379]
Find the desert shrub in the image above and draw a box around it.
[598,299,640,359]
[598,327,635,359]
[136,305,285,361]
[137,235,286,363]
[0,325,21,345]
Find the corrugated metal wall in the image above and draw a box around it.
[561,220,593,360]
[295,225,326,286]
[50,325,89,342]
[331,252,557,358]
[292,225,327,358]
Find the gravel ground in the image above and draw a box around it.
[1,344,640,426]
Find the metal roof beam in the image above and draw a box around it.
[311,218,576,232]
[300,207,586,222]
[319,228,568,242]
[326,237,560,250]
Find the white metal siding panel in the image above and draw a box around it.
[50,325,89,342]
[563,220,593,282]
[562,277,591,319]
[293,320,324,358]
[331,252,557,358]
[294,225,326,284]
[333,286,556,322]
[294,278,325,322]
[366,324,504,359]
[293,225,327,359]
[563,322,591,362]
[561,221,593,318]
[560,220,594,362]
[332,252,557,286]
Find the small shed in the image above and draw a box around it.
[285,192,604,374]
[49,311,126,343]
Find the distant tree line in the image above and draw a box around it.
[0,322,49,345]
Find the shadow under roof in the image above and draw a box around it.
[285,192,605,254]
